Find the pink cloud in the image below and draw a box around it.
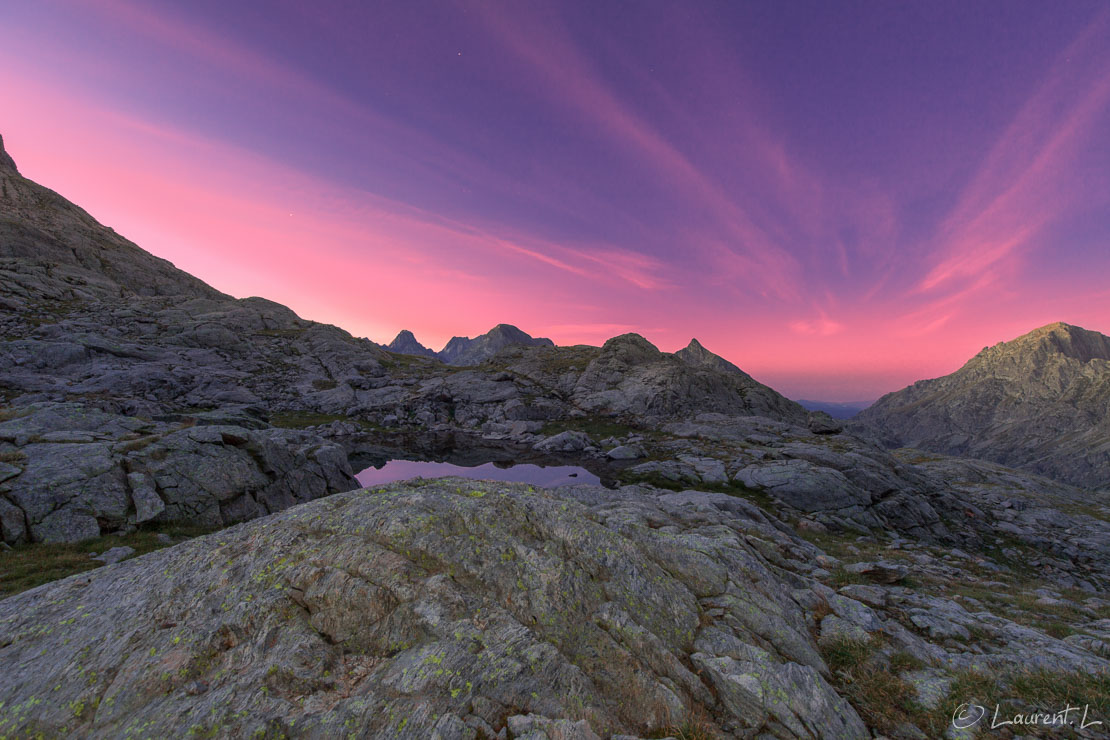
[920,9,1110,296]
[788,317,845,337]
[473,4,802,299]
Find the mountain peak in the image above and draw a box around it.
[857,320,1110,488]
[0,134,19,173]
[387,329,436,358]
[985,322,1110,365]
[437,324,553,365]
[674,337,750,377]
[487,323,530,339]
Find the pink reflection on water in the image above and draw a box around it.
[355,460,600,488]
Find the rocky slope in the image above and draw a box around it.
[1,139,379,541]
[3,476,1108,739]
[0,136,224,303]
[855,322,1110,489]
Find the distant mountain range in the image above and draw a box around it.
[855,322,1110,489]
[796,400,873,419]
[387,324,554,366]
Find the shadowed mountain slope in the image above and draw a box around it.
[387,329,437,357]
[0,135,226,303]
[855,322,1110,489]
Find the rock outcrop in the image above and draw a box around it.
[4,477,1109,738]
[0,478,871,738]
[855,322,1110,489]
[0,402,356,544]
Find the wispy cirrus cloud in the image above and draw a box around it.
[789,315,845,337]
[472,3,803,299]
[919,9,1110,296]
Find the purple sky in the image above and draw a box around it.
[3,1,1109,399]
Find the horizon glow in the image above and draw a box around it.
[2,0,1109,400]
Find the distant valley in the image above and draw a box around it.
[796,399,873,419]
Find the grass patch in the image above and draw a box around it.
[0,449,27,464]
[0,524,216,598]
[889,651,926,673]
[0,407,30,422]
[616,471,777,510]
[947,578,1092,639]
[647,706,716,740]
[831,565,869,587]
[819,637,931,735]
[311,379,338,391]
[915,668,1110,736]
[945,669,998,705]
[793,527,892,560]
[1043,621,1076,639]
[1009,668,1110,715]
[504,344,603,375]
[378,351,444,372]
[254,328,306,338]
[822,637,875,673]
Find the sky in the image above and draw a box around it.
[2,0,1109,400]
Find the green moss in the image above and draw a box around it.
[0,524,216,598]
[254,328,306,338]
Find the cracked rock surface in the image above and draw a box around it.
[0,478,868,739]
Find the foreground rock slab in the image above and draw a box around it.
[0,478,866,739]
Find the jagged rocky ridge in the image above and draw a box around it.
[3,135,1110,738]
[855,322,1110,490]
[388,323,556,366]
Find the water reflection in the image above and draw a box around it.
[356,459,601,488]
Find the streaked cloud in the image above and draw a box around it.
[1,1,1108,399]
